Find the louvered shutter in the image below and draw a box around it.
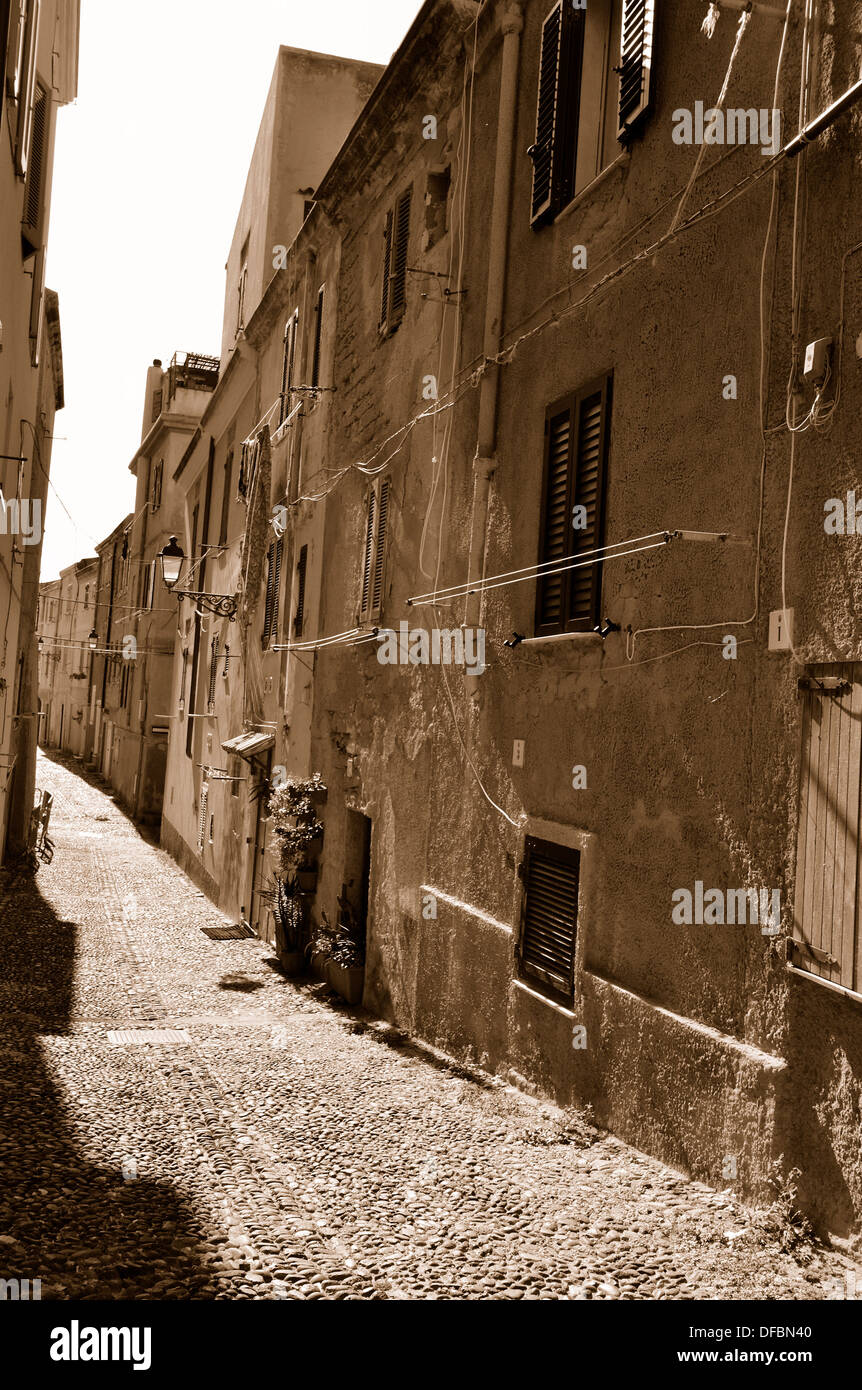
[263,543,277,647]
[370,478,390,618]
[21,77,48,252]
[617,0,656,138]
[380,210,393,328]
[519,836,580,996]
[208,636,220,712]
[359,487,376,620]
[529,3,584,225]
[197,781,209,854]
[294,544,307,637]
[535,377,611,636]
[311,287,324,388]
[569,383,610,629]
[271,537,282,638]
[279,314,296,425]
[389,190,411,325]
[536,400,573,634]
[792,664,862,993]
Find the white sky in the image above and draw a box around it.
[42,0,420,580]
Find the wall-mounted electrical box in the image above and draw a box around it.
[512,739,525,768]
[803,337,832,386]
[768,608,794,652]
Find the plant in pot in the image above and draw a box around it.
[265,775,326,966]
[326,888,366,1005]
[260,876,306,974]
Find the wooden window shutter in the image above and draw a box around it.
[272,537,282,639]
[279,313,297,425]
[535,377,611,636]
[13,0,38,173]
[529,2,584,225]
[568,382,610,628]
[359,487,376,620]
[535,399,573,634]
[370,477,390,618]
[21,77,48,252]
[519,836,580,996]
[197,780,209,854]
[792,665,862,993]
[389,190,411,324]
[294,544,308,638]
[311,287,324,388]
[208,636,220,711]
[617,0,656,139]
[380,209,393,328]
[262,539,282,647]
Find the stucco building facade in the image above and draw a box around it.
[0,0,78,859]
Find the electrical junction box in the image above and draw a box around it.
[768,608,794,653]
[803,337,832,386]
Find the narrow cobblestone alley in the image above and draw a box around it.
[0,752,850,1302]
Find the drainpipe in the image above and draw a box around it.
[464,2,523,634]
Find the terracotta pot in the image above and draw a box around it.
[326,959,364,1005]
[278,949,305,976]
[309,948,330,980]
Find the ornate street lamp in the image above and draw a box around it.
[158,537,238,621]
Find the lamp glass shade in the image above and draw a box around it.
[159,536,184,589]
[88,630,98,651]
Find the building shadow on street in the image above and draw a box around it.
[0,863,221,1300]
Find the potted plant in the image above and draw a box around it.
[325,889,366,1005]
[264,774,327,967]
[306,914,335,980]
[260,877,305,974]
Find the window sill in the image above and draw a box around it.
[521,630,603,648]
[511,976,575,1019]
[786,962,862,1008]
[554,149,630,224]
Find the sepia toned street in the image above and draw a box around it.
[0,751,852,1303]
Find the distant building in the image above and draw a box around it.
[1,1,79,860]
[37,556,98,756]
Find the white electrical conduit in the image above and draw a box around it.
[408,537,675,608]
[407,531,675,608]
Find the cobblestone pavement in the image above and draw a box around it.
[0,751,854,1301]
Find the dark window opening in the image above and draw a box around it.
[518,835,580,999]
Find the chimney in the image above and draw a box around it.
[141,359,164,441]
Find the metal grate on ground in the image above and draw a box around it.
[201,924,255,941]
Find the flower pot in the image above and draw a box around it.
[296,868,318,894]
[309,948,330,981]
[278,948,305,976]
[326,959,364,1005]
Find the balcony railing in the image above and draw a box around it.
[167,351,220,404]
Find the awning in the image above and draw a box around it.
[221,730,276,760]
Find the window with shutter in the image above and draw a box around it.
[0,2,12,87]
[151,460,163,513]
[219,446,233,545]
[294,544,307,638]
[380,190,411,333]
[791,664,862,996]
[519,836,580,998]
[617,0,656,138]
[13,0,38,175]
[370,478,389,617]
[197,780,209,854]
[262,539,282,649]
[535,377,611,636]
[278,312,298,426]
[311,286,325,389]
[380,209,393,327]
[208,636,220,712]
[529,2,584,224]
[21,77,48,253]
[359,487,376,619]
[359,477,390,623]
